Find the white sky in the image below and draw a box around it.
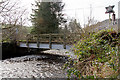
[20,0,120,27]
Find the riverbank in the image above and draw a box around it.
[0,49,77,78]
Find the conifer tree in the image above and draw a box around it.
[31,1,65,34]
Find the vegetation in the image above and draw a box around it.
[30,1,66,34]
[63,29,120,79]
[1,0,119,79]
[2,24,29,42]
[1,0,29,42]
[68,19,84,33]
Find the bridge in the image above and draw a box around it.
[2,26,83,59]
[2,32,82,59]
[2,26,83,50]
[18,33,82,50]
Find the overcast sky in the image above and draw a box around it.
[20,0,120,27]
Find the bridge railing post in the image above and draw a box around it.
[63,25,67,49]
[26,34,29,49]
[49,33,52,49]
[37,34,40,48]
[63,34,66,49]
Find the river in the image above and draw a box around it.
[0,49,77,79]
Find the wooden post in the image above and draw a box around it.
[63,25,67,49]
[37,34,40,48]
[63,34,66,49]
[17,41,20,47]
[109,13,111,28]
[49,33,52,49]
[26,34,29,49]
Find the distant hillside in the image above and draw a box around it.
[84,19,118,32]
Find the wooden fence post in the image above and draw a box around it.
[49,33,52,49]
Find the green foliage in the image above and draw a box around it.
[31,1,66,34]
[68,19,83,33]
[64,29,119,79]
[73,29,119,62]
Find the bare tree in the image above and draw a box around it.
[1,0,28,41]
[0,0,28,25]
[86,17,98,27]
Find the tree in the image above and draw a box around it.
[0,0,28,41]
[68,19,84,33]
[86,17,98,27]
[30,1,66,34]
[0,0,27,26]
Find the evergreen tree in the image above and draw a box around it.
[68,19,84,33]
[31,1,65,34]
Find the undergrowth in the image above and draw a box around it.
[63,29,120,79]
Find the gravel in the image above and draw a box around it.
[42,49,77,59]
[0,49,76,78]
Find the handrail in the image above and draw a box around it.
[18,33,82,49]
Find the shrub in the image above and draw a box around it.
[63,29,119,79]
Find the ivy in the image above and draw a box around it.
[64,29,119,79]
